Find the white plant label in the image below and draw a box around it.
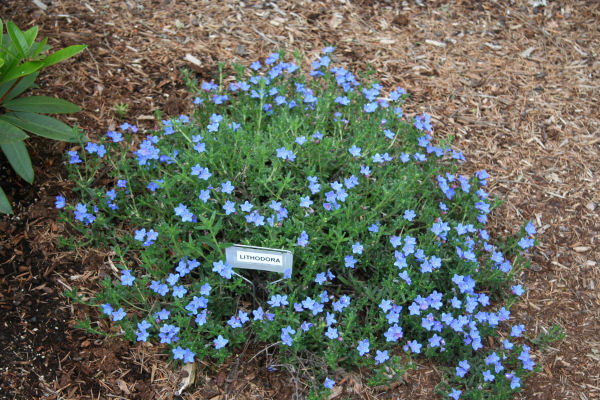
[225,244,292,274]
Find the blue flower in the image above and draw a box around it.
[375,350,389,364]
[112,308,126,321]
[214,335,228,349]
[456,360,470,378]
[281,326,295,346]
[172,285,187,298]
[314,272,327,285]
[223,200,236,215]
[352,242,364,254]
[156,308,170,320]
[510,324,525,337]
[174,203,194,222]
[324,377,335,389]
[267,294,289,308]
[511,284,525,296]
[265,52,279,65]
[525,221,536,236]
[483,370,495,382]
[348,145,361,157]
[85,142,106,158]
[221,181,235,194]
[357,339,370,356]
[183,348,195,363]
[173,346,186,360]
[344,255,357,269]
[201,81,218,91]
[227,315,242,329]
[518,236,535,249]
[510,375,521,389]
[364,102,377,113]
[301,321,312,332]
[252,307,264,321]
[135,139,160,165]
[299,196,313,208]
[212,260,233,280]
[191,165,212,180]
[67,150,81,164]
[120,270,135,286]
[428,333,443,348]
[403,209,416,221]
[325,327,338,339]
[390,235,402,248]
[449,388,462,400]
[101,303,113,315]
[275,147,296,162]
[297,231,310,247]
[335,96,350,105]
[107,130,123,142]
[55,195,66,209]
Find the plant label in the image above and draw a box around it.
[225,244,292,274]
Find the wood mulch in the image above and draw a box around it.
[1,0,598,399]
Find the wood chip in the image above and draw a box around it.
[174,363,196,396]
[31,0,47,10]
[329,13,343,29]
[116,379,130,395]
[573,246,591,253]
[184,53,202,67]
[426,39,446,48]
[520,46,535,58]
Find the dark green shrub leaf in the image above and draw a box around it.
[30,37,49,59]
[0,60,44,84]
[0,140,33,183]
[0,72,38,101]
[43,45,86,68]
[23,26,39,49]
[0,117,28,143]
[1,112,81,142]
[0,186,12,214]
[3,96,81,114]
[6,21,29,59]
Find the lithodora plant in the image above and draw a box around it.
[0,19,85,213]
[58,48,542,399]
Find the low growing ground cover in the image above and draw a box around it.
[57,49,541,399]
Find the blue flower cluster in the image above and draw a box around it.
[59,47,539,399]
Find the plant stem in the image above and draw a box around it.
[0,76,24,104]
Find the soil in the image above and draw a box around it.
[1,0,599,399]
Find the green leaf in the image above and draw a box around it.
[0,71,38,101]
[0,60,44,84]
[0,139,33,183]
[0,185,12,214]
[6,21,29,59]
[30,37,48,58]
[3,96,81,114]
[0,117,28,143]
[23,26,39,49]
[1,112,81,142]
[43,45,86,68]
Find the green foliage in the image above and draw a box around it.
[112,102,129,119]
[58,50,546,398]
[0,19,86,214]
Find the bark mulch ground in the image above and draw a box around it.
[1,0,599,399]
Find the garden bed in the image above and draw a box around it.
[1,1,599,399]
